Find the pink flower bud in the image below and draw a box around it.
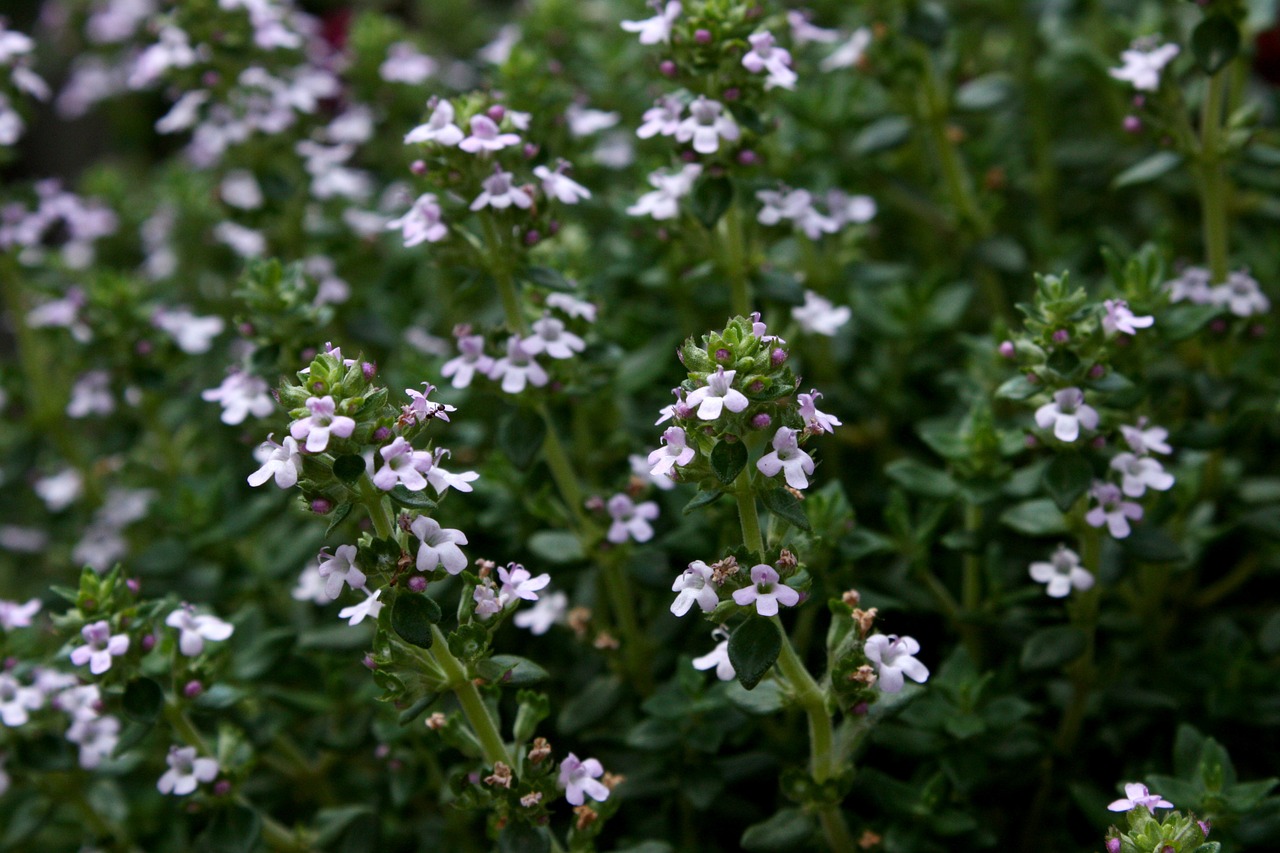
[1210,318,1227,334]
[1091,435,1106,449]
[1052,329,1069,344]
[373,426,392,442]
[183,680,204,699]
[1089,363,1106,379]
[1123,115,1142,134]
[141,632,156,652]
[659,60,677,77]
[362,655,377,670]
[998,340,1015,359]
[771,348,787,366]
[1106,839,1120,853]
[723,87,740,102]
[310,498,333,515]
[1025,434,1039,449]
[695,28,711,43]
[126,578,142,595]
[547,59,563,75]
[410,160,427,175]
[715,348,732,362]
[851,702,869,716]
[1132,95,1146,108]
[1250,323,1266,338]
[300,347,317,362]
[524,230,541,246]
[748,380,764,393]
[751,413,772,429]
[1025,373,1039,384]
[407,575,427,593]
[311,380,326,393]
[680,150,698,162]
[238,322,254,336]
[523,143,539,159]
[214,780,231,797]
[584,495,606,513]
[1199,820,1211,837]
[737,150,758,165]
[362,361,377,381]
[487,105,505,122]
[548,219,561,236]
[202,71,221,87]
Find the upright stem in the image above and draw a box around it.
[723,203,751,316]
[359,476,395,540]
[734,468,765,558]
[1199,70,1231,285]
[961,503,984,663]
[429,626,513,767]
[536,402,590,530]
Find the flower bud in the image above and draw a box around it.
[584,495,606,513]
[737,149,758,165]
[1210,318,1227,334]
[523,143,539,159]
[680,150,697,162]
[126,578,142,595]
[238,322,254,336]
[695,28,711,43]
[362,655,377,670]
[1088,363,1105,379]
[1105,839,1120,853]
[851,702,869,716]
[525,230,541,246]
[659,60,677,77]
[1091,435,1106,449]
[998,340,1015,359]
[362,361,377,381]
[751,413,772,430]
[714,348,732,363]
[213,780,231,797]
[770,347,787,366]
[310,498,333,515]
[747,380,764,393]
[1025,434,1039,449]
[407,575,427,593]
[202,71,220,87]
[548,219,561,236]
[487,105,506,122]
[183,680,204,699]
[722,87,740,101]
[141,633,157,652]
[410,160,427,176]
[1052,329,1069,344]
[373,426,392,442]
[1199,820,1211,837]
[1123,115,1142,134]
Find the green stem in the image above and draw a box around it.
[481,216,527,335]
[960,503,984,662]
[723,203,751,316]
[602,557,652,693]
[536,403,589,529]
[735,468,765,558]
[1199,70,1231,285]
[358,476,395,539]
[429,626,513,767]
[1054,526,1100,754]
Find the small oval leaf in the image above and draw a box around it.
[710,439,748,485]
[392,594,441,649]
[331,454,367,484]
[729,616,782,691]
[122,678,164,723]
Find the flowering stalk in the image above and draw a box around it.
[723,202,751,317]
[426,625,513,768]
[734,465,765,558]
[1198,69,1231,285]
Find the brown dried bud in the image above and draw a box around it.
[850,665,877,686]
[520,791,543,807]
[529,737,552,764]
[567,607,592,638]
[710,555,740,586]
[777,549,797,570]
[841,589,862,608]
[474,558,495,578]
[603,772,625,791]
[593,631,620,650]
[574,805,599,831]
[858,829,883,849]
[945,124,966,144]
[852,607,878,637]
[785,485,805,501]
[484,762,514,789]
[424,712,448,730]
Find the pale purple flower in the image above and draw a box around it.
[165,606,234,656]
[473,585,507,619]
[1164,266,1214,305]
[821,28,872,72]
[565,104,620,137]
[670,560,718,616]
[787,11,840,45]
[411,516,469,574]
[649,426,696,476]
[387,193,447,246]
[291,566,330,604]
[27,287,91,341]
[70,621,130,675]
[499,563,551,601]
[686,366,749,420]
[513,590,568,634]
[1107,782,1173,812]
[67,370,115,418]
[1120,421,1172,456]
[607,493,660,543]
[338,588,384,626]
[631,452,676,490]
[792,290,851,335]
[1028,545,1094,598]
[51,682,99,717]
[380,42,437,84]
[1109,42,1180,92]
[692,630,735,680]
[757,187,815,227]
[317,544,367,600]
[798,390,841,434]
[731,564,800,617]
[534,165,591,204]
[559,753,610,806]
[66,714,120,768]
[1110,453,1174,498]
[1085,481,1143,539]
[825,189,877,227]
[290,396,356,452]
[1034,388,1099,443]
[0,598,41,631]
[471,169,532,211]
[157,746,219,796]
[675,96,740,155]
[743,32,797,90]
[425,448,480,495]
[621,1,681,45]
[213,221,266,258]
[522,315,585,359]
[34,468,84,512]
[546,293,598,322]
[459,115,521,154]
[155,89,208,134]
[627,164,702,220]
[128,26,198,89]
[1212,271,1271,317]
[248,434,302,488]
[220,170,263,210]
[404,99,462,146]
[637,95,683,139]
[403,383,456,425]
[757,427,816,490]
[1102,299,1154,336]
[202,372,274,425]
[373,437,432,491]
[152,307,225,354]
[0,673,43,726]
[442,335,495,389]
[864,634,930,693]
[489,336,548,394]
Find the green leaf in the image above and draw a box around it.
[523,266,574,292]
[499,823,550,853]
[995,375,1037,400]
[710,439,748,484]
[854,116,912,155]
[1000,499,1068,536]
[954,75,1014,111]
[447,623,490,662]
[684,489,724,514]
[311,806,375,849]
[1020,625,1087,670]
[885,458,958,499]
[1112,151,1183,189]
[729,616,782,691]
[1119,527,1187,563]
[198,804,262,853]
[527,530,584,563]
[1192,15,1240,75]
[476,655,549,686]
[557,675,623,732]
[331,454,367,484]
[498,407,547,470]
[324,502,353,536]
[391,594,440,649]
[1042,452,1093,512]
[723,679,787,715]
[122,678,164,724]
[387,486,437,511]
[690,176,734,229]
[760,487,811,532]
[397,694,438,726]
[740,808,816,851]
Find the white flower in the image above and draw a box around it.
[0,598,41,631]
[606,493,660,543]
[289,395,356,453]
[152,307,225,354]
[522,315,585,359]
[34,468,84,512]
[513,590,568,635]
[546,293,598,322]
[1110,453,1174,498]
[534,165,591,204]
[1028,545,1094,598]
[756,427,816,490]
[565,104,620,137]
[1107,782,1173,813]
[402,384,456,425]
[864,634,929,693]
[1211,271,1270,317]
[202,372,274,425]
[1120,421,1172,456]
[404,99,463,146]
[498,563,551,601]
[459,115,521,154]
[69,621,130,675]
[692,631,735,680]
[67,714,120,768]
[248,434,303,489]
[157,746,219,795]
[373,437,432,492]
[670,560,718,616]
[156,89,208,134]
[387,193,447,246]
[742,32,797,90]
[165,606,234,656]
[473,585,508,619]
[213,221,266,258]
[442,335,495,389]
[67,370,115,418]
[488,336,548,394]
[0,672,43,726]
[291,565,330,604]
[792,290,851,335]
[1109,42,1180,92]
[821,28,872,72]
[425,448,480,495]
[686,366,749,420]
[1034,387,1099,443]
[1164,266,1214,305]
[1102,299,1154,336]
[731,564,800,617]
[787,11,840,45]
[558,753,610,806]
[411,516,469,574]
[220,170,263,209]
[380,42,437,84]
[637,95,683,139]
[338,588,384,626]
[317,545,368,600]
[470,169,532,211]
[627,164,702,220]
[674,96,739,155]
[648,426,696,477]
[798,390,842,434]
[1085,481,1143,539]
[621,1,681,45]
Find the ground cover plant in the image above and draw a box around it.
[2,0,1280,851]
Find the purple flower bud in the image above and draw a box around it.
[388,758,404,771]
[362,361,377,381]
[851,702,869,716]
[998,340,1015,359]
[675,402,693,419]
[1250,323,1266,338]
[1210,318,1228,334]
[657,227,670,241]
[213,780,231,797]
[548,219,561,236]
[524,230,541,246]
[748,380,765,393]
[310,498,333,515]
[141,633,156,652]
[1199,820,1211,837]
[126,578,141,595]
[771,348,787,366]
[695,28,711,43]
[715,348,732,362]
[680,149,698,162]
[737,150,758,165]
[1052,329,1069,344]
[659,60,677,77]
[522,143,539,159]
[300,347,317,362]
[362,655,377,670]
[410,160,427,176]
[373,426,392,443]
[1123,115,1142,134]
[1025,434,1039,449]
[547,59,563,75]
[135,340,153,356]
[1091,435,1106,449]
[3,657,14,670]
[723,87,740,102]
[751,413,772,429]
[238,322,255,336]
[487,105,506,122]
[375,743,391,759]
[1132,95,1146,108]
[584,495,606,513]
[1106,839,1120,853]
[311,380,326,393]
[1025,373,1039,384]
[407,575,427,593]
[1161,847,1175,853]
[202,71,220,87]
[183,680,204,699]
[1089,363,1106,379]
